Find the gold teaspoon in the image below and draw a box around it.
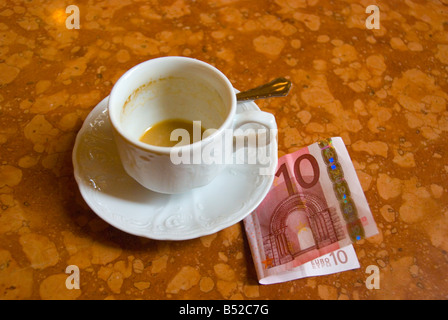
[236,77,292,102]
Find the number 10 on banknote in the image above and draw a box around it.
[244,137,378,284]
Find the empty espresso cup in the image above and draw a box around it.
[108,56,276,194]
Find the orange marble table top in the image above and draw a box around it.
[1,0,447,300]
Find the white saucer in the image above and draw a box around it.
[72,96,277,240]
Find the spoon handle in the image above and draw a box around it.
[236,77,292,102]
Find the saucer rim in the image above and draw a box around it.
[72,94,277,240]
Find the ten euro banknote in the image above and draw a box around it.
[244,137,378,284]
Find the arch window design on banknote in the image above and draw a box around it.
[263,192,345,268]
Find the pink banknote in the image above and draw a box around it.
[244,137,378,284]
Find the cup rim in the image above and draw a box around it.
[108,56,237,154]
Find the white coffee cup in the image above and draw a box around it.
[108,56,276,194]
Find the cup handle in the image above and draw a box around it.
[232,110,277,147]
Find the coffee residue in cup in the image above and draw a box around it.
[139,118,206,147]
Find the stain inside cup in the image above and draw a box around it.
[139,118,206,147]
